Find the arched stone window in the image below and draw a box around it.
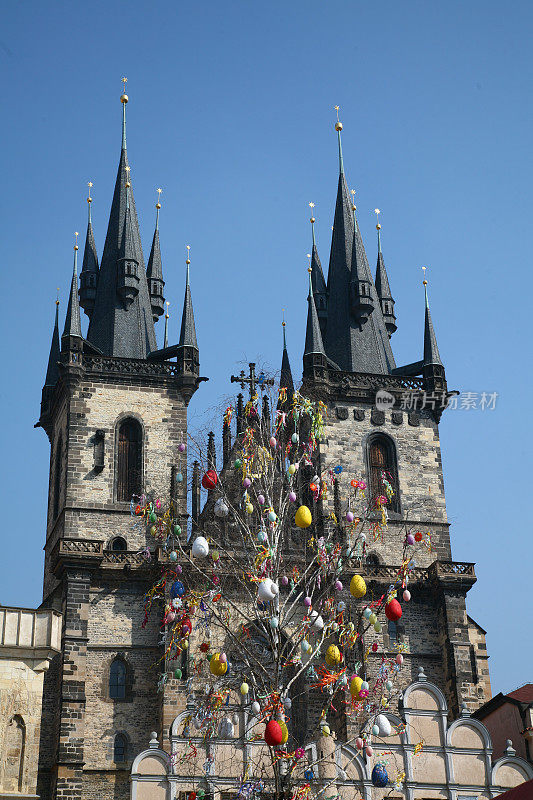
[113,733,127,763]
[117,418,143,501]
[111,537,127,552]
[4,715,25,791]
[53,435,62,519]
[109,657,127,700]
[367,434,400,513]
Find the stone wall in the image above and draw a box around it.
[0,607,61,798]
[38,369,191,800]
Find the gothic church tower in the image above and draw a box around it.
[294,114,491,725]
[36,87,204,800]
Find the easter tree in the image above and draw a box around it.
[136,387,425,797]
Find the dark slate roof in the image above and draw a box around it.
[375,232,393,302]
[62,248,82,339]
[323,170,354,368]
[146,216,164,282]
[310,225,327,297]
[81,209,99,276]
[178,263,198,349]
[347,218,396,374]
[86,128,157,359]
[304,271,326,356]
[423,284,443,366]
[280,324,294,395]
[44,302,60,387]
[322,132,396,375]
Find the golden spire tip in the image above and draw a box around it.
[375,208,381,230]
[186,245,191,265]
[121,76,128,103]
[87,181,93,203]
[74,231,79,251]
[156,187,162,209]
[334,105,342,131]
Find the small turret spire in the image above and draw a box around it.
[146,188,165,322]
[304,268,326,357]
[178,246,198,348]
[374,209,397,337]
[334,106,344,174]
[62,233,83,340]
[121,77,128,150]
[80,181,99,318]
[44,294,61,388]
[279,314,294,407]
[423,271,442,367]
[163,301,170,349]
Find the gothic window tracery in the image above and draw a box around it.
[113,733,127,762]
[109,657,127,700]
[367,434,400,513]
[117,418,143,501]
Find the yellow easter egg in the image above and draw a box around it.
[209,653,228,676]
[350,675,363,699]
[325,645,342,666]
[295,505,312,529]
[279,721,289,744]
[350,575,366,599]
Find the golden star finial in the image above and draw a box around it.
[186,245,191,265]
[422,266,427,286]
[282,308,286,327]
[87,181,93,203]
[165,300,170,319]
[375,208,381,230]
[334,105,342,132]
[351,189,356,212]
[309,201,316,224]
[121,77,129,104]
[156,187,162,209]
[56,288,60,306]
[74,231,79,251]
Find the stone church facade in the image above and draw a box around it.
[30,88,523,799]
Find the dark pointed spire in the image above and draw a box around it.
[176,246,200,393]
[423,277,442,367]
[350,205,375,326]
[178,247,198,349]
[324,110,355,369]
[304,269,326,357]
[86,82,157,359]
[304,268,327,381]
[374,210,397,337]
[79,182,99,318]
[279,319,294,409]
[163,302,170,349]
[45,296,61,388]
[308,203,328,342]
[321,112,396,375]
[62,234,83,341]
[146,189,165,322]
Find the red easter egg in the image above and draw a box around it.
[202,470,218,490]
[264,719,283,746]
[385,599,402,622]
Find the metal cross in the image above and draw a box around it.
[230,362,274,400]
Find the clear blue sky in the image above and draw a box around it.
[1,1,531,696]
